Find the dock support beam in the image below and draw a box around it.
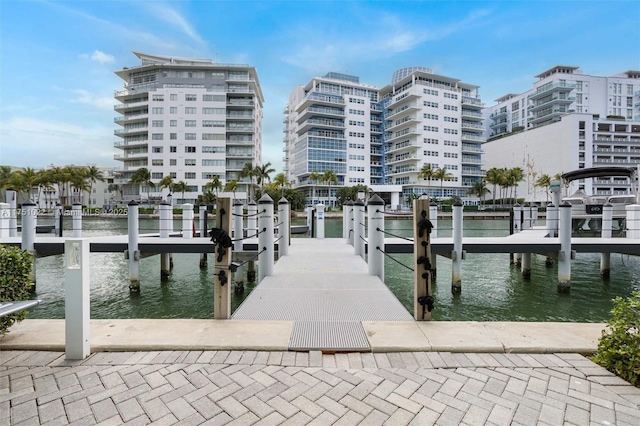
[247,200,257,282]
[367,195,385,280]
[55,203,63,237]
[278,198,290,257]
[0,203,8,238]
[452,201,463,294]
[7,189,17,237]
[199,205,208,268]
[600,203,613,279]
[214,198,232,319]
[65,238,90,360]
[72,203,82,238]
[159,201,172,280]
[127,201,140,292]
[345,201,354,245]
[21,200,37,286]
[353,199,365,260]
[413,198,433,320]
[233,200,244,289]
[558,202,572,293]
[258,194,274,283]
[316,203,325,239]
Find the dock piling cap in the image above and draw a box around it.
[233,199,243,206]
[128,200,138,206]
[278,197,289,205]
[354,199,365,206]
[258,194,274,204]
[367,194,384,206]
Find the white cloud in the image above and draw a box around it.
[91,50,115,64]
[71,90,114,111]
[147,3,204,44]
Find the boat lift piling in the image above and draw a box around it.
[247,200,257,282]
[429,202,438,278]
[233,200,244,288]
[278,198,290,257]
[600,203,613,279]
[55,203,63,237]
[72,203,82,238]
[521,204,532,279]
[21,200,37,286]
[127,201,140,292]
[159,201,172,280]
[7,189,17,237]
[558,202,573,293]
[0,203,8,238]
[451,201,463,294]
[199,205,208,268]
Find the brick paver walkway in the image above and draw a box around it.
[1,351,639,425]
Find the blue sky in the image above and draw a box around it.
[1,0,639,173]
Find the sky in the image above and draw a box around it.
[1,0,639,174]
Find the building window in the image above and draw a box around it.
[202,159,225,166]
[203,108,225,114]
[170,146,177,153]
[185,133,196,140]
[185,146,196,153]
[185,159,196,166]
[152,95,164,101]
[185,120,196,127]
[185,107,197,114]
[170,159,177,166]
[202,120,225,127]
[185,172,196,179]
[170,107,177,114]
[151,172,163,179]
[170,172,177,178]
[152,146,163,153]
[170,120,177,127]
[152,120,163,127]
[170,133,177,140]
[170,94,177,101]
[152,133,164,140]
[185,94,197,101]
[202,146,225,153]
[152,107,164,114]
[151,159,163,166]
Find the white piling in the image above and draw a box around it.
[429,202,438,277]
[413,199,433,320]
[233,200,244,286]
[247,200,257,282]
[342,203,348,240]
[72,203,82,238]
[127,201,140,291]
[159,201,172,279]
[546,203,556,237]
[258,194,274,282]
[316,203,325,239]
[353,199,365,259]
[214,198,232,319]
[625,204,640,239]
[345,201,354,245]
[55,203,63,237]
[452,201,463,294]
[7,188,17,237]
[199,205,208,268]
[278,198,290,257]
[0,203,8,238]
[64,238,90,360]
[182,203,194,239]
[21,200,37,285]
[558,202,572,293]
[306,206,314,237]
[521,204,532,279]
[513,203,522,265]
[367,195,385,280]
[600,203,613,279]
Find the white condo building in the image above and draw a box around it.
[114,52,264,204]
[483,66,640,201]
[283,68,485,208]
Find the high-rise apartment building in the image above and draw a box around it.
[483,66,640,201]
[114,52,264,204]
[283,68,484,208]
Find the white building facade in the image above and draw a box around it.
[283,68,485,208]
[483,66,640,202]
[114,52,264,204]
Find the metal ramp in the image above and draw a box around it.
[232,239,414,351]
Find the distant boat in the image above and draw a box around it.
[291,225,309,234]
[16,225,55,234]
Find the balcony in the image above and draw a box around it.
[388,91,421,108]
[298,106,344,121]
[461,167,483,176]
[114,99,148,111]
[114,112,148,123]
[384,128,420,144]
[295,93,344,112]
[489,119,508,129]
[297,118,344,133]
[114,140,148,149]
[385,141,420,155]
[461,143,483,154]
[461,156,482,164]
[386,103,420,120]
[528,107,570,124]
[461,133,485,142]
[226,152,255,158]
[226,112,254,120]
[226,125,255,132]
[386,154,418,165]
[461,121,484,131]
[386,115,420,132]
[527,82,576,100]
[370,126,382,134]
[490,110,508,119]
[461,109,483,119]
[114,126,148,136]
[529,95,575,112]
[461,96,484,109]
[114,151,148,161]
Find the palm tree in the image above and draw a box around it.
[254,162,275,192]
[239,162,256,200]
[85,166,105,206]
[507,167,525,203]
[468,180,490,204]
[108,183,123,203]
[129,167,154,203]
[535,174,552,202]
[173,180,188,204]
[12,167,39,203]
[204,175,222,197]
[433,167,453,199]
[0,165,12,202]
[309,171,320,204]
[322,169,338,207]
[49,166,69,205]
[158,175,174,200]
[417,164,435,200]
[273,172,288,197]
[224,180,238,199]
[484,167,503,206]
[69,167,89,204]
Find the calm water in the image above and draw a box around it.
[27,217,640,322]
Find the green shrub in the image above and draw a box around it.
[0,246,34,335]
[592,291,640,386]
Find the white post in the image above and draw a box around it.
[342,202,348,240]
[625,204,640,239]
[558,202,572,293]
[278,198,290,257]
[429,201,438,277]
[214,198,232,319]
[199,205,208,268]
[72,203,82,238]
[414,199,433,320]
[159,201,171,280]
[513,203,522,265]
[258,194,274,282]
[65,239,90,360]
[7,188,17,237]
[54,203,63,237]
[0,203,8,238]
[127,201,140,292]
[247,200,257,282]
[521,204,532,278]
[601,203,613,279]
[546,203,556,238]
[367,195,385,280]
[233,199,244,286]
[316,203,325,239]
[452,201,463,294]
[21,200,37,285]
[532,204,539,227]
[346,201,354,245]
[306,206,314,237]
[182,203,194,239]
[523,204,532,230]
[353,199,365,259]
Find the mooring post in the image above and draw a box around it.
[625,204,640,239]
[214,197,232,319]
[182,203,194,239]
[7,188,17,237]
[127,201,140,292]
[199,205,208,268]
[21,200,37,286]
[54,203,63,237]
[278,198,290,256]
[545,202,557,267]
[233,199,244,287]
[429,201,438,278]
[159,201,171,280]
[346,201,354,245]
[558,201,572,293]
[413,198,433,320]
[367,194,385,280]
[247,200,257,282]
[353,199,365,259]
[306,206,314,237]
[532,204,539,227]
[513,203,522,265]
[342,202,348,240]
[72,203,82,238]
[452,201,463,294]
[316,203,325,239]
[258,194,274,282]
[64,238,90,360]
[521,203,532,279]
[600,203,613,279]
[0,203,8,238]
